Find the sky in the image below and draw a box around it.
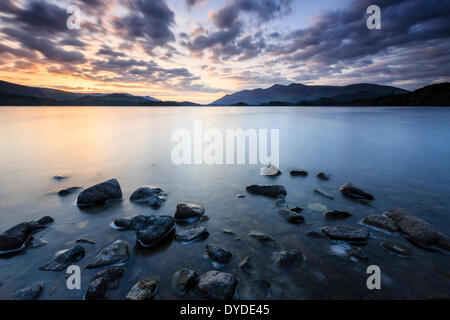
[0,0,449,104]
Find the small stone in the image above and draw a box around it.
[381,241,412,256]
[85,267,125,300]
[239,256,253,273]
[126,277,159,300]
[130,186,167,209]
[248,231,274,243]
[222,229,235,235]
[58,187,81,197]
[339,183,374,200]
[323,210,352,220]
[290,170,308,177]
[196,271,237,300]
[314,189,334,200]
[39,245,85,271]
[289,206,303,213]
[53,175,68,181]
[87,240,129,269]
[275,249,303,267]
[77,179,123,207]
[260,164,281,176]
[135,216,175,247]
[174,203,205,222]
[175,226,209,243]
[236,194,246,198]
[322,225,369,242]
[278,209,305,224]
[75,238,96,244]
[316,172,330,181]
[206,244,232,265]
[0,222,32,254]
[172,269,198,294]
[246,185,287,198]
[8,283,43,300]
[362,214,398,233]
[29,216,54,233]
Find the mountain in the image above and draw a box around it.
[211,83,409,105]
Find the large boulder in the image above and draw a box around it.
[87,240,129,269]
[136,216,175,247]
[171,269,198,294]
[0,222,32,254]
[8,283,43,300]
[176,226,209,244]
[362,214,398,233]
[196,271,238,300]
[84,267,125,300]
[384,209,450,252]
[174,203,205,222]
[130,186,167,209]
[321,225,369,242]
[323,210,352,220]
[206,245,232,266]
[39,245,85,271]
[339,183,374,200]
[77,179,122,207]
[126,277,159,300]
[246,185,286,198]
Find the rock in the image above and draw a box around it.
[289,206,303,213]
[8,283,43,300]
[30,236,48,248]
[274,197,286,207]
[130,186,167,209]
[347,247,368,261]
[136,216,175,247]
[76,179,122,207]
[53,175,67,181]
[29,216,54,233]
[278,209,305,224]
[85,267,125,300]
[174,203,205,222]
[75,238,96,244]
[384,209,450,252]
[290,170,308,177]
[339,183,374,200]
[321,226,369,242]
[236,194,246,198]
[314,189,334,200]
[323,210,352,220]
[196,271,237,300]
[362,214,398,233]
[126,277,159,300]
[275,249,303,267]
[260,164,281,176]
[308,203,328,212]
[0,222,32,254]
[40,245,85,271]
[316,172,330,181]
[176,226,209,244]
[248,231,274,243]
[381,241,412,256]
[172,269,198,294]
[222,229,235,235]
[113,215,160,230]
[246,185,287,198]
[306,231,322,238]
[206,244,232,265]
[87,240,129,268]
[239,256,253,274]
[58,187,81,197]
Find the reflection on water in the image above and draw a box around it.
[0,106,449,299]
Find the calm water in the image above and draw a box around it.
[0,106,449,300]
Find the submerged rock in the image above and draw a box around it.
[206,244,232,265]
[246,185,287,198]
[0,222,32,254]
[174,203,205,222]
[87,240,129,268]
[339,183,374,200]
[316,172,330,181]
[197,271,237,300]
[53,175,68,181]
[289,206,304,213]
[75,238,96,244]
[8,283,43,300]
[126,277,159,300]
[290,170,308,177]
[130,186,167,208]
[113,215,159,231]
[278,209,305,224]
[172,269,198,294]
[239,256,253,274]
[248,231,274,243]
[381,241,412,257]
[135,216,175,247]
[384,209,450,252]
[275,249,304,267]
[30,216,54,233]
[58,187,81,197]
[85,267,125,300]
[260,164,281,176]
[176,226,209,244]
[314,189,334,200]
[76,179,122,207]
[323,210,352,220]
[236,194,246,198]
[362,214,398,233]
[322,225,369,242]
[40,245,85,271]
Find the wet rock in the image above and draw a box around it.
[206,244,232,265]
[53,175,67,181]
[113,215,159,230]
[76,179,122,207]
[58,187,81,197]
[316,172,330,181]
[248,231,274,243]
[126,277,159,300]
[0,222,32,254]
[8,283,43,300]
[222,229,235,235]
[306,231,322,238]
[130,186,167,209]
[30,216,54,233]
[87,240,129,268]
[323,210,352,220]
[275,249,304,267]
[174,203,205,222]
[236,194,246,198]
[197,271,237,300]
[239,256,253,274]
[381,241,412,256]
[278,209,305,224]
[314,189,334,200]
[246,184,287,198]
[260,164,281,176]
[362,214,398,233]
[136,216,175,247]
[85,267,125,300]
[75,238,96,244]
[321,225,369,242]
[176,226,209,243]
[339,183,374,200]
[290,170,308,177]
[172,269,198,294]
[289,206,303,213]
[40,245,85,271]
[384,209,450,252]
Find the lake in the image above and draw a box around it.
[0,106,449,299]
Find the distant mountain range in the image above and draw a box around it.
[211,83,409,105]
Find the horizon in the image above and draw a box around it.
[0,0,449,104]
